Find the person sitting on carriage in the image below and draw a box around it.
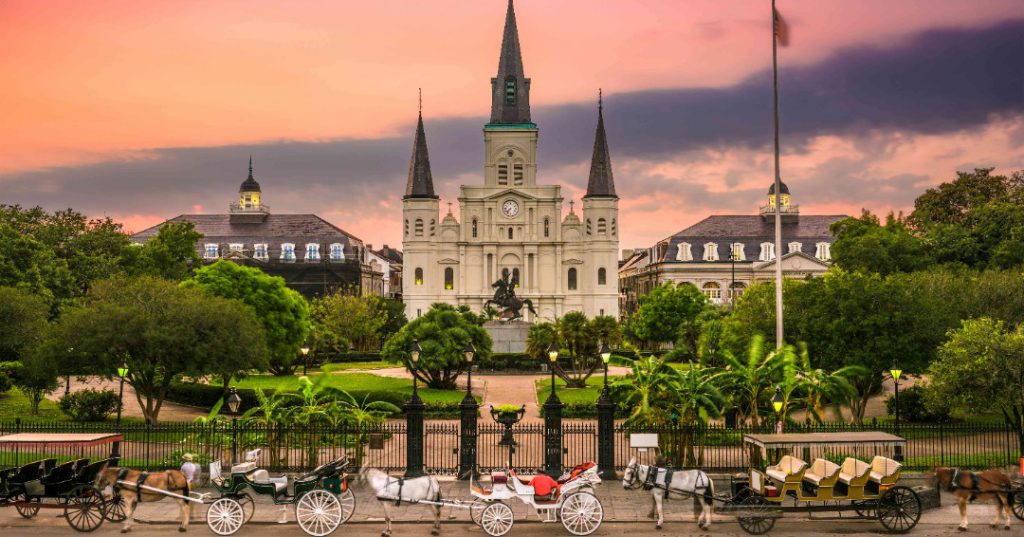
[529,470,559,501]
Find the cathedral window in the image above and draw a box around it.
[586,219,592,235]
[472,218,478,238]
[414,219,423,236]
[204,243,219,259]
[305,243,320,261]
[544,218,550,237]
[254,243,268,260]
[731,243,745,261]
[597,218,607,234]
[444,268,454,290]
[759,242,775,261]
[330,243,344,261]
[676,242,693,261]
[788,241,802,254]
[507,227,513,240]
[414,267,423,285]
[430,219,436,237]
[702,242,719,261]
[281,243,295,261]
[505,77,516,104]
[612,219,617,236]
[502,268,510,280]
[498,162,509,185]
[816,242,831,261]
[513,162,524,186]
[405,219,409,236]
[598,267,607,285]
[567,268,577,291]
[702,281,722,300]
[512,268,520,287]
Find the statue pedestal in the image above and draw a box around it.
[484,320,531,354]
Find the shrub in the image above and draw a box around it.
[0,361,16,394]
[326,352,383,363]
[58,389,120,422]
[886,385,951,423]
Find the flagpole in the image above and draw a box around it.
[772,0,784,350]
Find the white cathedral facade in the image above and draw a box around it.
[401,0,619,321]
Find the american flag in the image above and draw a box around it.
[774,8,789,47]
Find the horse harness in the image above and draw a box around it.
[640,466,709,501]
[113,468,189,497]
[945,468,1008,502]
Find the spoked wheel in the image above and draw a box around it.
[735,495,776,535]
[103,494,128,522]
[12,491,40,519]
[559,491,604,536]
[207,498,245,536]
[480,502,514,537]
[295,489,343,536]
[470,501,487,527]
[64,485,107,533]
[237,493,255,524]
[337,487,356,524]
[1011,491,1024,521]
[877,486,922,534]
[852,499,877,519]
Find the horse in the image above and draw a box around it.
[622,457,715,530]
[362,467,443,537]
[95,465,192,533]
[934,467,1013,531]
[485,277,537,321]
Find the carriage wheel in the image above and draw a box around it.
[206,498,245,536]
[469,501,487,527]
[237,493,255,524]
[12,491,40,519]
[64,485,107,533]
[735,495,776,535]
[295,489,343,536]
[480,502,514,537]
[103,494,128,522]
[852,499,877,519]
[337,488,356,524]
[1010,491,1024,521]
[559,492,604,536]
[877,486,921,534]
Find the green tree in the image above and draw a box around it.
[717,335,782,428]
[925,318,1024,456]
[611,354,682,427]
[910,167,1024,229]
[7,353,60,415]
[381,303,492,389]
[555,312,600,388]
[0,223,76,308]
[626,282,709,350]
[184,260,309,375]
[673,366,726,465]
[0,287,49,362]
[311,293,388,353]
[830,211,932,275]
[123,221,203,280]
[589,315,623,347]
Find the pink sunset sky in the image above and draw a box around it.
[1,0,1021,251]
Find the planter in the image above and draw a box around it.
[490,405,526,446]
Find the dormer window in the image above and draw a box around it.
[505,77,517,104]
[730,243,745,261]
[204,243,219,259]
[330,243,344,261]
[703,242,719,262]
[281,243,295,261]
[305,244,320,261]
[254,244,268,260]
[759,242,776,261]
[816,242,831,261]
[789,241,802,254]
[676,242,693,261]
[229,243,243,254]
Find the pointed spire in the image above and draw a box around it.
[489,0,532,124]
[240,155,261,192]
[404,91,437,199]
[584,89,617,198]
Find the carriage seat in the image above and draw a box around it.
[765,455,808,483]
[490,471,508,486]
[837,458,871,485]
[868,456,901,484]
[251,469,288,493]
[230,461,257,474]
[802,459,840,486]
[41,459,89,495]
[10,459,57,485]
[558,462,596,485]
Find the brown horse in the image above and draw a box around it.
[934,467,1013,531]
[96,466,193,533]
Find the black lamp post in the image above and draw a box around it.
[543,342,563,476]
[405,340,425,477]
[729,249,738,308]
[889,360,904,461]
[225,387,242,464]
[111,360,129,460]
[595,342,616,479]
[459,342,479,480]
[300,345,311,376]
[771,387,784,433]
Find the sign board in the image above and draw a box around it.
[369,433,385,450]
[629,433,659,452]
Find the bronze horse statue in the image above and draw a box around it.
[483,273,536,321]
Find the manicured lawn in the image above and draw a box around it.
[232,372,468,404]
[534,375,622,405]
[0,388,65,421]
[320,361,395,372]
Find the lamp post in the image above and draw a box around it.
[771,387,784,434]
[729,249,738,308]
[300,345,311,376]
[405,340,425,477]
[543,342,563,477]
[889,361,904,461]
[225,387,242,464]
[595,342,616,479]
[459,342,479,480]
[111,360,129,460]
[65,347,74,397]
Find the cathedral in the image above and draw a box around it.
[401,0,619,321]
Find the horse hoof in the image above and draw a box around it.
[120,530,130,534]
[957,527,967,532]
[179,528,187,533]
[655,524,662,530]
[431,531,440,536]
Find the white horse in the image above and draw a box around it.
[622,457,715,530]
[363,468,443,537]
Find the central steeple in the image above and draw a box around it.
[489,0,532,125]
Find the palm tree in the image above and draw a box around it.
[718,335,783,428]
[793,344,866,425]
[611,354,682,427]
[673,366,727,465]
[241,387,287,466]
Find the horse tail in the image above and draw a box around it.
[703,472,715,506]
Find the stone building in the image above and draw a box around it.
[401,0,619,320]
[618,181,846,317]
[132,159,385,299]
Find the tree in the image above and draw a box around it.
[830,211,932,275]
[673,366,726,465]
[0,287,49,362]
[7,352,60,415]
[717,335,782,428]
[311,293,388,353]
[925,318,1024,456]
[184,260,309,375]
[0,223,76,308]
[909,168,1024,229]
[45,275,267,423]
[627,282,709,349]
[589,315,623,347]
[611,354,683,427]
[122,221,203,280]
[381,303,492,389]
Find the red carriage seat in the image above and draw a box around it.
[558,462,596,484]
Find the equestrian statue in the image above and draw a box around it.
[483,272,537,321]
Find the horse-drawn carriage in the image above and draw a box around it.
[728,432,923,534]
[0,432,122,532]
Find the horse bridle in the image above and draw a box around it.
[624,462,651,491]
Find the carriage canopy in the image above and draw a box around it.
[0,433,124,449]
[743,432,905,449]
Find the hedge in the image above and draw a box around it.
[542,401,630,419]
[326,352,384,363]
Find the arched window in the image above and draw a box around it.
[498,161,509,185]
[505,76,516,104]
[702,281,721,300]
[544,217,550,238]
[512,268,520,287]
[414,219,424,236]
[429,219,436,237]
[507,227,513,240]
[759,242,775,261]
[444,267,454,290]
[676,242,693,261]
[598,267,607,285]
[414,268,423,285]
[612,219,617,236]
[729,281,746,300]
[788,241,802,254]
[586,219,592,235]
[703,242,719,261]
[404,219,409,236]
[513,162,524,186]
[567,268,578,291]
[730,243,745,261]
[472,218,478,238]
[597,218,607,234]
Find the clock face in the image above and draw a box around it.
[502,200,520,217]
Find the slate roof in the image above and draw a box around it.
[404,113,437,199]
[375,245,404,265]
[768,181,790,195]
[132,213,363,259]
[489,0,532,124]
[584,99,617,198]
[657,215,846,263]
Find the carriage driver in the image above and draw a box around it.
[529,471,559,501]
[180,453,201,486]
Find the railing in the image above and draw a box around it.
[229,202,270,213]
[0,419,1017,474]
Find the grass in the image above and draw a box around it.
[319,361,394,372]
[232,372,468,404]
[534,374,622,405]
[0,388,65,421]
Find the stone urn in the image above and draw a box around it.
[491,404,526,446]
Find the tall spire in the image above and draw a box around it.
[240,155,261,192]
[404,91,437,199]
[584,89,617,198]
[489,0,531,124]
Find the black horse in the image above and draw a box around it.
[484,274,536,321]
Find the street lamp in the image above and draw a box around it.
[300,345,311,375]
[771,387,784,433]
[889,360,904,460]
[225,387,242,464]
[546,342,559,396]
[599,342,612,394]
[463,342,476,397]
[729,249,738,308]
[116,361,129,427]
[409,340,422,397]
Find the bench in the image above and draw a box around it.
[765,455,807,484]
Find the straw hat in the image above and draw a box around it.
[182,453,194,462]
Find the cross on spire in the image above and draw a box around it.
[418,88,422,114]
[569,200,575,213]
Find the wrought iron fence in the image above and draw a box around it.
[0,419,1017,474]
